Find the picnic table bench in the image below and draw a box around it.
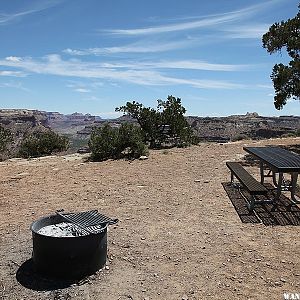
[226,161,269,210]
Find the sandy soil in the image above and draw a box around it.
[0,137,300,300]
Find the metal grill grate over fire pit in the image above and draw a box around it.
[31,209,118,278]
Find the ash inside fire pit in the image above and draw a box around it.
[37,222,88,237]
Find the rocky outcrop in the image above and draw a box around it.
[0,109,50,159]
[0,109,48,127]
[188,113,300,142]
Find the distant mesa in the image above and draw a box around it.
[50,110,299,142]
[46,111,101,122]
[0,109,299,148]
[246,112,259,118]
[0,109,48,127]
[187,112,300,142]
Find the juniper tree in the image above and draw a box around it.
[116,95,193,148]
[262,2,300,109]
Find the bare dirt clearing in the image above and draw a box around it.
[1,138,300,300]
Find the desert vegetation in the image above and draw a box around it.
[88,96,196,162]
[0,125,12,151]
[18,130,69,159]
[116,95,195,148]
[89,123,148,161]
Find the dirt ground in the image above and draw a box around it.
[0,137,300,300]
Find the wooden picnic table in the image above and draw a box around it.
[243,146,300,203]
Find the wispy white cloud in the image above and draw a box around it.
[85,96,102,101]
[0,1,63,25]
[74,88,91,93]
[0,70,27,77]
[221,24,270,39]
[0,81,30,92]
[0,10,35,24]
[102,1,276,36]
[66,82,91,93]
[66,80,104,93]
[102,60,250,72]
[5,56,23,62]
[157,77,246,89]
[63,39,189,55]
[256,84,273,89]
[0,54,246,90]
[63,47,250,71]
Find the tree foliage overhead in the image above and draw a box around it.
[262,2,300,109]
[116,95,194,148]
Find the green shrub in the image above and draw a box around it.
[295,128,300,137]
[89,124,119,161]
[281,132,296,138]
[0,126,12,151]
[117,122,148,158]
[89,123,148,161]
[19,130,69,158]
[62,134,89,152]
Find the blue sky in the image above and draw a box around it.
[0,0,299,118]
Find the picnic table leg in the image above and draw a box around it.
[230,171,234,184]
[248,195,255,211]
[291,172,300,204]
[272,171,279,187]
[260,161,264,184]
[275,172,283,201]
